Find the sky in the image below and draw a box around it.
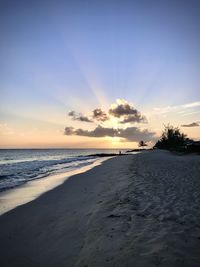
[0,0,200,148]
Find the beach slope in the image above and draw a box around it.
[0,151,200,267]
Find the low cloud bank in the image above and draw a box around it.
[64,125,155,142]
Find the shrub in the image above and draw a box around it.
[154,125,189,150]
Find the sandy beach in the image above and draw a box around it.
[0,150,200,267]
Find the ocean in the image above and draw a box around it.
[0,149,126,192]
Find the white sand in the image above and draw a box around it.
[0,150,200,267]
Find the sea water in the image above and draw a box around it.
[0,149,126,192]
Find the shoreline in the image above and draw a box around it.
[0,151,200,266]
[0,156,112,216]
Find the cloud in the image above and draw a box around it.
[117,127,155,142]
[109,99,137,117]
[68,99,147,126]
[64,125,155,142]
[75,115,93,123]
[181,122,200,127]
[64,125,116,137]
[120,114,147,124]
[109,99,147,123]
[92,108,109,121]
[154,101,200,114]
[68,111,93,123]
[182,102,200,108]
[65,99,150,143]
[68,111,75,117]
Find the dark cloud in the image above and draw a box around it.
[64,125,155,142]
[68,111,75,117]
[68,100,147,125]
[64,125,115,137]
[120,114,147,124]
[64,127,74,135]
[117,127,155,142]
[109,99,147,123]
[68,111,93,123]
[75,115,93,123]
[93,108,109,121]
[181,122,200,127]
[65,100,150,144]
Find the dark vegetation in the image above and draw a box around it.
[154,125,200,153]
[86,125,199,157]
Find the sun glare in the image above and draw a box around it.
[104,136,122,147]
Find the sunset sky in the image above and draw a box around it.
[0,0,200,148]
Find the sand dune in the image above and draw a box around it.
[0,150,200,267]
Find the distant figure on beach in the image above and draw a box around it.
[119,150,122,155]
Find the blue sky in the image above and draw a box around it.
[0,0,200,148]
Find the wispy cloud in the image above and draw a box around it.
[154,101,200,114]
[181,110,200,117]
[181,122,200,127]
[182,102,200,108]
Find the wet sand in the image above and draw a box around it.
[0,157,109,216]
[0,150,200,267]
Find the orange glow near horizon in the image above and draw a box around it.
[0,99,199,149]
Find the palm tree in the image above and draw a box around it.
[138,140,147,148]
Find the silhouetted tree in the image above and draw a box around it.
[154,124,189,150]
[139,140,147,148]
